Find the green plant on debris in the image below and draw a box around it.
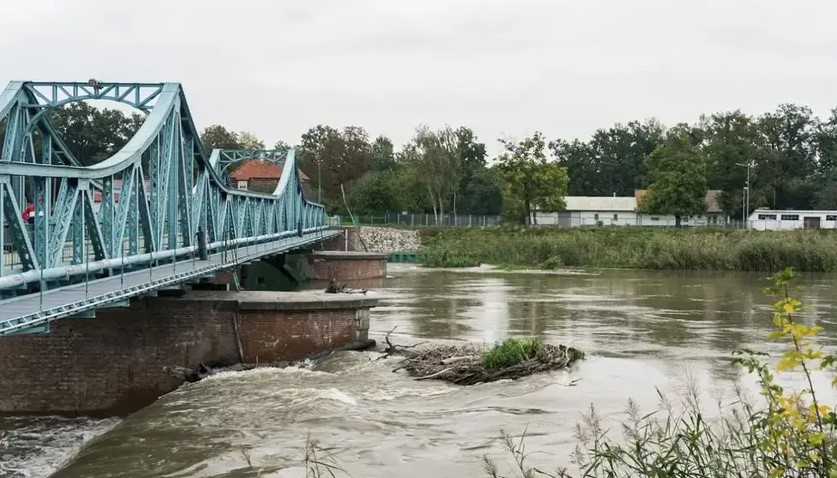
[487,267,837,478]
[482,338,546,371]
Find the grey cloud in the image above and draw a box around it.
[2,0,837,155]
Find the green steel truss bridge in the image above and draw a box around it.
[0,81,337,336]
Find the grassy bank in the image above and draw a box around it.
[418,227,837,272]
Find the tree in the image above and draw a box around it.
[273,140,291,151]
[49,102,143,165]
[296,125,372,211]
[641,130,709,227]
[407,126,460,221]
[497,132,568,225]
[451,127,497,215]
[237,131,264,149]
[754,104,819,209]
[200,125,242,151]
[550,120,664,197]
[458,167,503,215]
[347,171,401,214]
[370,136,397,172]
[701,111,759,216]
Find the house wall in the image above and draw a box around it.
[748,211,837,231]
[533,211,727,227]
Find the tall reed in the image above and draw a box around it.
[419,227,837,272]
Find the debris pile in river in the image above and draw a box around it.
[388,335,583,385]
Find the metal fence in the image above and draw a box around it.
[325,214,758,230]
[332,213,501,227]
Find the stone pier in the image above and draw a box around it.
[0,291,377,417]
[302,251,388,281]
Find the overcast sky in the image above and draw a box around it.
[2,0,836,155]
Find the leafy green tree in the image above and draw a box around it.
[404,126,460,220]
[814,168,837,209]
[347,171,401,214]
[701,111,759,215]
[237,131,264,149]
[550,120,664,197]
[273,140,291,151]
[200,125,242,151]
[370,136,397,172]
[549,138,597,196]
[755,104,819,209]
[296,125,372,211]
[498,132,568,225]
[49,102,143,165]
[451,127,501,215]
[641,130,709,227]
[458,167,503,215]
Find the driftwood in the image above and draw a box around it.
[163,363,217,382]
[388,339,583,386]
[380,326,428,361]
[325,279,368,295]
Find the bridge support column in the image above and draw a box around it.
[0,291,377,417]
[301,251,387,282]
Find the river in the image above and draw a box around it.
[4,265,837,477]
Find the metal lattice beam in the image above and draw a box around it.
[0,81,328,308]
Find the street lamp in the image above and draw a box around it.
[742,186,749,227]
[736,161,754,229]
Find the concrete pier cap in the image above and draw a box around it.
[304,250,388,281]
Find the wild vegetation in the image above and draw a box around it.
[487,268,837,477]
[419,227,837,272]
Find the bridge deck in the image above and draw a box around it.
[0,230,340,336]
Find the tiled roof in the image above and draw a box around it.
[229,159,309,182]
[230,160,282,180]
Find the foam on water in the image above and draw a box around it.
[0,417,119,478]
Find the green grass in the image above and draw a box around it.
[417,227,837,272]
[482,338,545,370]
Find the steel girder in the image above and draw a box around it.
[0,81,327,292]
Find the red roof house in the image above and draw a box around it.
[229,159,308,193]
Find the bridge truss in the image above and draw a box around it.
[0,81,334,336]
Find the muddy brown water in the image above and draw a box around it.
[3,265,837,477]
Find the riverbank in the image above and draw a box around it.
[418,227,837,271]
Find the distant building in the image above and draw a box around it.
[532,190,726,227]
[228,159,309,193]
[748,210,837,230]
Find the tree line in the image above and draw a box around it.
[4,102,836,225]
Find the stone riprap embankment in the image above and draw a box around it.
[357,227,421,253]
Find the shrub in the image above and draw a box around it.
[482,338,545,371]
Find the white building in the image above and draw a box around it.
[532,190,726,227]
[748,210,837,230]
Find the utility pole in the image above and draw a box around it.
[736,161,754,229]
